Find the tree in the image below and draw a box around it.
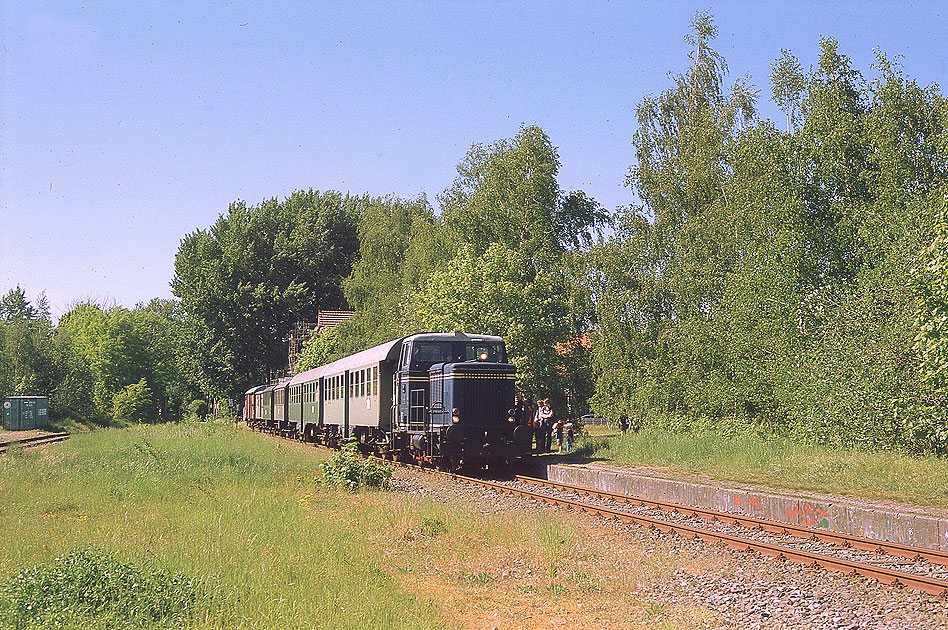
[439,125,608,264]
[591,14,948,454]
[112,378,156,424]
[410,243,576,409]
[172,190,361,398]
[336,195,444,352]
[771,49,805,133]
[0,287,56,400]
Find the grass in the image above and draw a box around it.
[577,424,948,508]
[0,422,447,629]
[0,421,719,629]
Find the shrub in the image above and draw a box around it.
[111,378,156,424]
[187,399,208,421]
[0,546,197,629]
[317,441,393,490]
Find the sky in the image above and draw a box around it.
[2,1,946,320]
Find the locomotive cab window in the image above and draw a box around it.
[409,342,507,370]
[463,343,505,362]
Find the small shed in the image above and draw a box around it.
[2,396,49,431]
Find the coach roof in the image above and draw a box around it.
[291,338,402,385]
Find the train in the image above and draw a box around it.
[243,332,533,470]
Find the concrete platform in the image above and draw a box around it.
[537,461,948,552]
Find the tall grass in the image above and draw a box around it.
[579,426,948,508]
[0,422,448,629]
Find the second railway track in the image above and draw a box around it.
[0,432,69,454]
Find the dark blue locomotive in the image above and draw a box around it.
[244,332,532,470]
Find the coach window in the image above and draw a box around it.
[360,370,366,397]
[372,366,378,396]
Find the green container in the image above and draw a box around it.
[2,396,49,431]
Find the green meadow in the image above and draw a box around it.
[0,423,448,629]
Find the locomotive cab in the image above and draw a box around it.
[395,332,530,470]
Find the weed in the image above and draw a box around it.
[420,516,448,537]
[317,441,393,491]
[465,572,493,585]
[0,546,197,629]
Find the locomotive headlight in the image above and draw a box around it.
[507,415,515,423]
[479,352,488,361]
[452,408,460,424]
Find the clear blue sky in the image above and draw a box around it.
[2,1,946,319]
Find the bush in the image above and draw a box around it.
[187,399,208,421]
[112,378,156,424]
[317,441,393,491]
[0,546,197,629]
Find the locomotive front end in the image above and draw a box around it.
[429,360,532,469]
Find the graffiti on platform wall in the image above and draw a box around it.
[733,495,762,510]
[786,501,830,529]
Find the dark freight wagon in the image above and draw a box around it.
[2,396,49,431]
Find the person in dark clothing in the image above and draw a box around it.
[533,400,545,453]
[539,399,554,452]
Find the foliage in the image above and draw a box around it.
[112,378,156,424]
[439,125,609,264]
[410,243,577,406]
[587,12,948,452]
[0,288,57,403]
[317,441,393,491]
[296,326,343,373]
[297,195,446,371]
[413,126,605,413]
[55,301,188,424]
[187,399,209,421]
[910,193,948,449]
[0,546,197,629]
[172,189,361,400]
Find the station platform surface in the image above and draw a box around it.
[530,460,948,552]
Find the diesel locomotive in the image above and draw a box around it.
[243,332,533,470]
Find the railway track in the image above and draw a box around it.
[252,426,948,598]
[0,432,70,454]
[395,462,948,598]
[513,474,948,567]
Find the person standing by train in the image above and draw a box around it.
[542,399,556,452]
[533,400,545,453]
[552,417,564,453]
[543,399,557,452]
